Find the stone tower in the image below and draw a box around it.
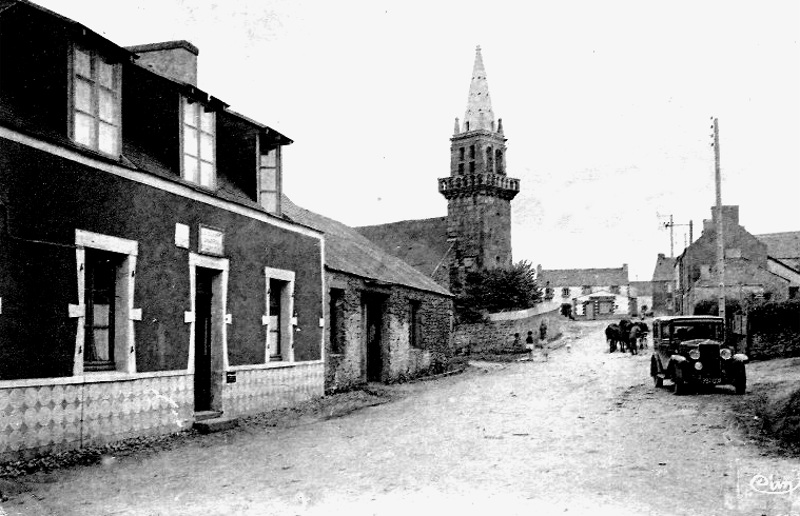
[438,46,520,291]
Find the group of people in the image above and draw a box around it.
[513,320,549,361]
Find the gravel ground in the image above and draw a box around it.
[2,320,799,516]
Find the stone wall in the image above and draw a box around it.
[324,271,453,392]
[454,306,563,354]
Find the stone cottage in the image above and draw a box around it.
[281,197,453,392]
[676,206,800,313]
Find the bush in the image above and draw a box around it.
[455,261,542,321]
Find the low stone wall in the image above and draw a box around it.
[454,307,563,354]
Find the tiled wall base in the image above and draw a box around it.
[0,363,325,462]
[0,373,193,462]
[223,362,324,417]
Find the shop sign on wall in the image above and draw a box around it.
[199,225,224,256]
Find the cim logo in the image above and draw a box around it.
[750,473,800,495]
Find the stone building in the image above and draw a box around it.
[281,197,453,393]
[536,265,630,319]
[676,206,800,313]
[628,281,653,317]
[651,253,678,315]
[0,2,325,459]
[357,46,520,292]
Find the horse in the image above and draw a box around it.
[605,323,621,352]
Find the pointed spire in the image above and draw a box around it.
[463,45,495,133]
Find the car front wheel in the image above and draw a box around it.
[673,365,689,395]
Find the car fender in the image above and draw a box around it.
[733,353,748,363]
[670,355,687,364]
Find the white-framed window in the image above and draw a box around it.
[258,147,280,214]
[74,230,138,375]
[265,267,295,362]
[70,46,121,156]
[181,97,216,188]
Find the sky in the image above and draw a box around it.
[35,0,800,280]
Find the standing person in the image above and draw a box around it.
[539,320,549,361]
[511,332,523,353]
[525,331,535,360]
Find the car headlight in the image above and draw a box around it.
[694,361,703,371]
[720,348,732,360]
[689,350,701,360]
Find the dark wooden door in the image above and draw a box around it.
[194,269,213,411]
[365,297,383,382]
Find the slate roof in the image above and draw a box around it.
[652,255,677,282]
[538,267,628,287]
[356,217,451,278]
[281,196,451,297]
[757,231,800,269]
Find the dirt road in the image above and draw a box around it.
[4,321,800,515]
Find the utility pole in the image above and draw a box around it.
[712,117,725,323]
[663,217,693,257]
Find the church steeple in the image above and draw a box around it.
[462,45,495,133]
[438,46,521,291]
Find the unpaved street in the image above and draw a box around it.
[5,321,800,516]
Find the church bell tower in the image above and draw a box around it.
[438,46,520,291]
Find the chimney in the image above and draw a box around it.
[658,253,665,260]
[703,219,713,233]
[622,263,629,280]
[126,40,199,86]
[711,205,739,227]
[536,264,543,277]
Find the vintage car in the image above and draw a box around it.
[649,315,747,395]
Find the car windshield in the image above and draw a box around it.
[669,321,723,342]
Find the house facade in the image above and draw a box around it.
[0,1,325,460]
[676,206,800,314]
[628,281,653,317]
[651,253,678,315]
[281,197,453,392]
[536,264,630,319]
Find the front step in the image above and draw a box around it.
[193,412,238,434]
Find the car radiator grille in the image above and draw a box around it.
[699,343,720,377]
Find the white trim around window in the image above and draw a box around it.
[264,267,295,363]
[72,230,138,376]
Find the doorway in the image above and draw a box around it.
[364,294,385,382]
[194,268,215,412]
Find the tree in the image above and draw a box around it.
[455,261,542,321]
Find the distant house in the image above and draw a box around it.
[651,253,678,315]
[628,281,653,317]
[676,206,800,314]
[536,264,630,319]
[282,198,453,392]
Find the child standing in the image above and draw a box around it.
[525,331,535,360]
[539,320,548,361]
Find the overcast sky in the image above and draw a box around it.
[37,0,800,280]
